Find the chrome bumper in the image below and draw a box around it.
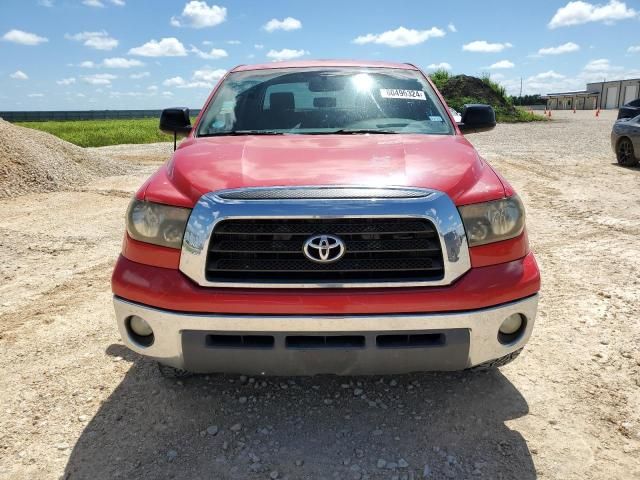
[113,294,538,375]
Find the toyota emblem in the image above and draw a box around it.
[303,234,346,263]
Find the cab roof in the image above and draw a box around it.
[230,59,419,72]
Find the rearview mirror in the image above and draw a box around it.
[160,107,192,150]
[458,104,496,133]
[308,75,346,92]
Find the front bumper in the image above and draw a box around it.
[113,294,538,375]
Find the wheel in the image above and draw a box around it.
[469,348,523,371]
[157,362,192,379]
[617,137,638,167]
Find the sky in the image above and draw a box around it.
[1,0,640,110]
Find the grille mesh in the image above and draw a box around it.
[206,218,444,284]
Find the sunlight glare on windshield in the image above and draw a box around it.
[351,73,374,92]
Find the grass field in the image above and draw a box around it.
[16,118,174,148]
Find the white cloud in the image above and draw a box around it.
[82,0,124,6]
[488,60,515,69]
[38,0,54,6]
[628,45,640,53]
[537,42,580,55]
[57,77,76,85]
[462,40,513,53]
[28,93,44,97]
[177,81,213,88]
[226,40,241,45]
[516,71,574,95]
[583,58,623,72]
[2,29,49,46]
[427,62,452,70]
[163,68,226,89]
[171,1,227,28]
[129,37,187,57]
[266,48,309,61]
[163,76,186,87]
[531,70,566,80]
[254,43,264,50]
[447,23,457,32]
[102,57,144,68]
[130,72,150,79]
[148,85,159,91]
[192,68,226,83]
[190,45,228,59]
[263,17,302,32]
[76,59,142,68]
[65,31,118,50]
[162,91,174,97]
[10,70,29,80]
[109,91,148,98]
[548,0,637,28]
[353,26,445,47]
[82,73,117,85]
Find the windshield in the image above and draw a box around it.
[196,67,453,136]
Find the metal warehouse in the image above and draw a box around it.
[545,78,640,110]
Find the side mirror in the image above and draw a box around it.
[458,104,496,133]
[160,107,192,150]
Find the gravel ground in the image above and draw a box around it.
[0,120,131,199]
[0,110,639,480]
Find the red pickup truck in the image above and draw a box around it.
[112,60,540,377]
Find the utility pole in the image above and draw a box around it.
[519,77,523,105]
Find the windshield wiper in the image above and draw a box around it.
[317,129,398,135]
[200,130,285,137]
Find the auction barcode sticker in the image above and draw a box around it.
[380,89,426,100]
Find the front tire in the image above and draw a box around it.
[617,137,638,167]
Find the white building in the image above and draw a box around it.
[544,78,640,110]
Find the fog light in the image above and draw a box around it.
[499,314,524,335]
[129,315,153,337]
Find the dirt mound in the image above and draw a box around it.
[0,119,127,199]
[440,75,516,113]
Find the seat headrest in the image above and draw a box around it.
[270,92,295,111]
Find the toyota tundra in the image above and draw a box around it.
[111,60,540,377]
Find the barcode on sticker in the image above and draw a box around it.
[380,89,426,100]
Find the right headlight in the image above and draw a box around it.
[458,196,525,246]
[126,199,191,249]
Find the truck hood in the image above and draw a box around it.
[150,134,506,206]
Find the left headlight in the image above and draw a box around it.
[458,196,525,247]
[126,199,191,249]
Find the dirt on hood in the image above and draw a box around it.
[0,119,127,199]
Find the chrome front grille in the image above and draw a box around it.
[205,218,444,283]
[179,186,471,288]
